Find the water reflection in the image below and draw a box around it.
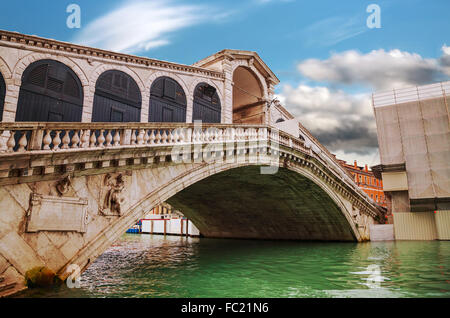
[15,235,450,298]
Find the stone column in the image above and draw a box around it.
[2,80,20,122]
[222,57,234,124]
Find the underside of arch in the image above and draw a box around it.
[167,166,357,241]
[232,66,265,124]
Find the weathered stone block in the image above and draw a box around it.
[26,194,88,233]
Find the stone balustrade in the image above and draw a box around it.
[0,122,311,154]
[0,122,381,219]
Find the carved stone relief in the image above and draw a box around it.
[99,173,127,217]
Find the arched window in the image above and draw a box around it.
[16,60,83,122]
[0,72,5,121]
[149,76,186,122]
[193,83,221,123]
[92,70,142,122]
[275,118,285,123]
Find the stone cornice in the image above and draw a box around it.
[0,30,225,79]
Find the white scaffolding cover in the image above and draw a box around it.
[373,81,450,199]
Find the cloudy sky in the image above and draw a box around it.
[1,0,449,166]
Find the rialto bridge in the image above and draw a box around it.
[0,30,384,296]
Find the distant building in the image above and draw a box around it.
[371,81,450,240]
[336,158,387,208]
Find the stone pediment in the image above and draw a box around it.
[192,49,280,86]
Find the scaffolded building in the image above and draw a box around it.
[372,81,450,240]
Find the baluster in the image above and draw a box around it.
[52,131,62,151]
[155,129,161,144]
[105,130,113,147]
[149,130,155,145]
[80,130,88,148]
[71,130,80,149]
[178,128,185,143]
[192,129,198,143]
[97,129,106,148]
[90,130,97,148]
[167,130,174,144]
[235,128,240,141]
[227,128,232,142]
[130,129,137,145]
[172,129,179,144]
[6,131,16,152]
[17,131,28,152]
[137,129,144,145]
[43,130,52,150]
[61,130,70,149]
[161,130,168,144]
[113,130,121,146]
[182,128,187,143]
[143,129,150,145]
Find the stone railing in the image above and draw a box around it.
[0,122,314,155]
[0,122,381,218]
[0,122,274,153]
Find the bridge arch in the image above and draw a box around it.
[232,65,267,124]
[92,70,142,122]
[58,160,366,279]
[12,53,89,87]
[192,82,222,123]
[149,76,187,122]
[15,59,84,122]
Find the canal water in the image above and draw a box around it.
[16,234,450,298]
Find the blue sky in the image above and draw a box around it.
[1,0,450,164]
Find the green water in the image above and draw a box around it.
[16,234,450,298]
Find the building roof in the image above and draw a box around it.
[193,49,280,85]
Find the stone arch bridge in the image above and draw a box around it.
[0,30,384,296]
[0,122,384,296]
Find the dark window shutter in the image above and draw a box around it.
[164,79,176,99]
[149,76,187,123]
[16,59,84,122]
[92,70,142,123]
[27,64,47,87]
[192,83,221,123]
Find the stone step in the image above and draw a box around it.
[0,276,17,294]
[0,282,16,293]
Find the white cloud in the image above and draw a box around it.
[281,46,450,164]
[440,45,450,76]
[278,84,378,158]
[333,149,381,168]
[298,49,447,91]
[73,0,224,54]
